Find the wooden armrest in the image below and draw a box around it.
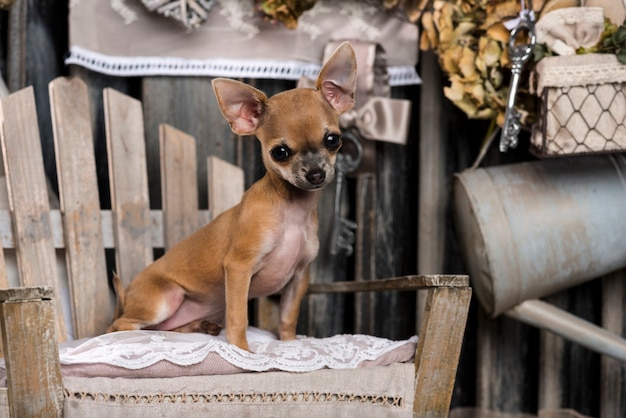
[0,286,54,302]
[307,274,469,294]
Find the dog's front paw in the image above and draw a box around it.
[279,326,297,341]
[227,330,250,352]
[279,332,297,341]
[232,338,250,352]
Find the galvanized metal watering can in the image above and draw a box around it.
[454,154,626,362]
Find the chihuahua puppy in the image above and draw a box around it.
[108,42,357,351]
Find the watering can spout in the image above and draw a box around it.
[506,300,626,363]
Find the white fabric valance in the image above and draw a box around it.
[68,0,421,85]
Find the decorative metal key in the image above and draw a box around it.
[330,131,363,256]
[500,11,536,152]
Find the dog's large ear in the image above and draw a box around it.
[316,42,357,114]
[212,78,268,135]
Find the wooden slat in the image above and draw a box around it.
[0,86,67,340]
[308,275,469,294]
[413,286,472,415]
[418,50,447,324]
[354,173,376,335]
[476,311,538,413]
[535,283,603,413]
[0,246,7,290]
[602,269,626,417]
[8,0,67,200]
[375,90,419,339]
[160,124,200,250]
[142,77,237,209]
[303,181,347,336]
[207,155,244,219]
[70,67,140,210]
[539,292,566,410]
[104,88,153,287]
[0,247,7,358]
[49,76,112,338]
[0,286,63,417]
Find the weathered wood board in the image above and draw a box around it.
[160,124,200,249]
[104,88,153,287]
[49,76,112,338]
[0,87,67,340]
[207,155,244,219]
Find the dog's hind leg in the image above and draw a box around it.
[107,278,186,333]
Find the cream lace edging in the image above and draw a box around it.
[65,46,422,86]
[59,328,418,373]
[535,54,626,92]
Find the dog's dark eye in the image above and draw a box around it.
[270,145,291,162]
[325,133,342,150]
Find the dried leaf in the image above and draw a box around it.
[459,47,478,79]
[420,11,439,50]
[479,37,503,67]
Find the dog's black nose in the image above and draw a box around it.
[306,168,326,185]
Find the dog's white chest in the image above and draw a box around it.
[250,219,318,296]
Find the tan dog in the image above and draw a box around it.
[108,42,357,351]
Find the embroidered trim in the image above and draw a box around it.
[535,54,626,92]
[65,46,421,85]
[63,389,405,408]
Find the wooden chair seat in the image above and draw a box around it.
[0,77,471,417]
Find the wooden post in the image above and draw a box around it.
[0,287,63,418]
[417,50,447,324]
[602,269,626,418]
[414,286,472,416]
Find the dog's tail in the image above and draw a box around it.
[111,272,126,320]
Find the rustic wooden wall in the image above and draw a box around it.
[2,1,625,416]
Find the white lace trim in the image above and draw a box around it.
[65,46,421,86]
[58,327,417,372]
[535,54,626,92]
